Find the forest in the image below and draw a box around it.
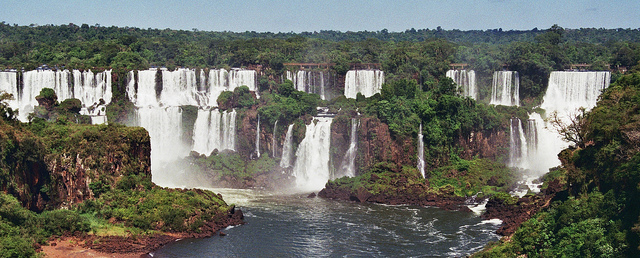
[1,23,640,256]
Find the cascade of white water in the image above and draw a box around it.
[280,124,295,168]
[490,71,519,106]
[0,72,18,110]
[446,70,477,100]
[272,120,278,157]
[191,109,237,155]
[293,117,333,191]
[72,70,112,108]
[339,118,359,178]
[344,70,384,99]
[525,71,610,175]
[17,69,112,123]
[255,115,261,158]
[208,68,257,106]
[509,118,528,168]
[418,123,425,178]
[20,70,71,120]
[160,68,200,107]
[137,106,187,183]
[131,69,160,107]
[286,70,328,100]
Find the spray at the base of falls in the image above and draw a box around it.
[280,124,295,168]
[344,70,384,99]
[272,120,278,157]
[293,117,333,191]
[286,70,329,100]
[255,115,261,158]
[446,70,477,100]
[490,71,520,106]
[136,106,187,184]
[417,123,425,178]
[8,69,112,123]
[339,118,359,178]
[510,71,610,176]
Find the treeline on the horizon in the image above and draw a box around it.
[1,23,640,102]
[2,22,640,44]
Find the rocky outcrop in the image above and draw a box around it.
[457,129,509,161]
[356,117,416,172]
[482,179,565,236]
[319,182,471,211]
[46,125,151,209]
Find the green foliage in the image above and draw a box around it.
[326,158,515,199]
[216,86,257,110]
[57,98,82,113]
[381,79,418,100]
[78,186,230,232]
[0,193,90,256]
[480,72,640,256]
[37,88,57,102]
[257,82,320,126]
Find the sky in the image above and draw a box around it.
[1,0,638,33]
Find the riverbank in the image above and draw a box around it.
[41,207,244,257]
[318,161,566,237]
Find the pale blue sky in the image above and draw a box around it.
[1,0,638,32]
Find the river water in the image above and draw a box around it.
[151,188,501,257]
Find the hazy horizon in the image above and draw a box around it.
[1,0,638,33]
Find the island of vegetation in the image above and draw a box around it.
[1,22,639,256]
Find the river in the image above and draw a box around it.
[151,188,501,257]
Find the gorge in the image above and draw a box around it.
[1,23,638,257]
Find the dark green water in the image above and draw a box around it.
[151,189,500,257]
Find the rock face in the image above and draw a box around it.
[46,126,151,208]
[0,122,151,211]
[457,129,509,161]
[356,117,416,172]
[482,179,565,236]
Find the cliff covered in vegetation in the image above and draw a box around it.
[0,101,243,256]
[476,72,640,257]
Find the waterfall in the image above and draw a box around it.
[286,70,328,100]
[160,68,200,107]
[208,68,257,106]
[293,117,333,191]
[490,71,520,106]
[519,71,610,175]
[418,123,425,178]
[0,72,18,111]
[137,106,188,183]
[446,70,477,100]
[129,69,160,107]
[509,118,528,168]
[272,120,278,157]
[344,70,384,99]
[20,70,71,120]
[526,119,538,159]
[16,69,111,123]
[280,124,295,168]
[338,118,359,178]
[255,115,261,158]
[191,109,237,155]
